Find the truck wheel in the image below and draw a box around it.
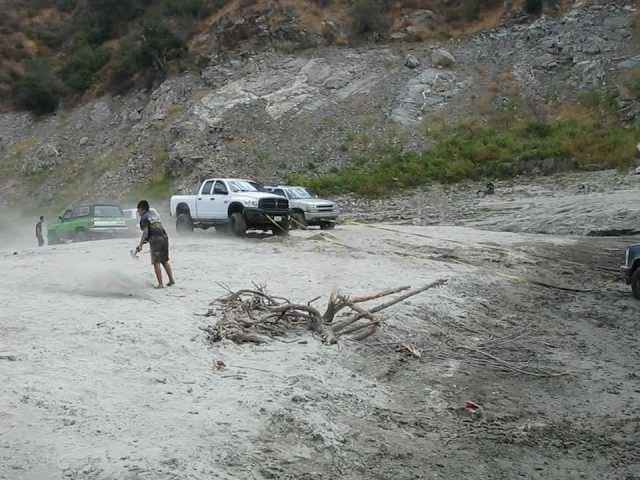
[291,211,306,230]
[48,233,59,245]
[632,269,640,300]
[231,212,247,237]
[74,229,88,242]
[320,222,335,230]
[176,213,193,235]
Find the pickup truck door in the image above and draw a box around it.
[211,181,230,220]
[195,180,217,220]
[57,209,73,239]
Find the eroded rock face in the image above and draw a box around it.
[193,54,392,125]
[391,68,463,125]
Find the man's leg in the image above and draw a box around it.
[163,262,175,286]
[153,263,164,288]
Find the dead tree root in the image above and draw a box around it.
[203,280,448,345]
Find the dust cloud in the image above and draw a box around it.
[0,210,43,251]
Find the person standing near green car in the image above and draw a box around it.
[135,200,175,289]
[35,216,45,247]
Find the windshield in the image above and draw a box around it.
[285,187,314,199]
[228,181,258,193]
[93,206,123,218]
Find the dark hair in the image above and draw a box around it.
[137,200,150,212]
[39,216,44,220]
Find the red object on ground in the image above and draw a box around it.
[464,401,480,411]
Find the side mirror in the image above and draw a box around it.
[59,216,63,221]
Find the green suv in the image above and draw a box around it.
[47,204,128,244]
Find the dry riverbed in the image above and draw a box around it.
[1,194,640,478]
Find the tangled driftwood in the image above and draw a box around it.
[202,280,447,345]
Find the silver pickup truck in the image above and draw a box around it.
[263,185,338,229]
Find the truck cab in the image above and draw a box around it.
[169,179,290,236]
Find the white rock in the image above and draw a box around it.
[405,54,420,69]
[431,49,456,68]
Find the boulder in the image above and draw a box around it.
[431,49,456,68]
[405,54,420,69]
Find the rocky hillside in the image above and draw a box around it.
[0,0,638,211]
[0,0,527,111]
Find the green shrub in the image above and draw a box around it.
[525,121,553,138]
[525,0,543,15]
[61,45,110,92]
[14,59,63,115]
[139,19,186,71]
[81,0,148,42]
[293,104,639,196]
[109,20,186,92]
[110,40,143,92]
[350,0,390,38]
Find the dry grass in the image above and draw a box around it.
[12,137,38,158]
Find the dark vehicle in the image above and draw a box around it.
[47,204,128,244]
[622,244,640,299]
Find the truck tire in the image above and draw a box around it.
[74,229,88,242]
[176,213,193,235]
[291,211,306,230]
[320,222,335,230]
[632,268,640,300]
[48,233,59,245]
[231,212,247,237]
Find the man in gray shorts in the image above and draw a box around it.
[136,200,175,288]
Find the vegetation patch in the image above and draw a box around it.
[14,58,64,115]
[290,94,639,196]
[350,0,391,39]
[127,144,173,201]
[61,45,110,93]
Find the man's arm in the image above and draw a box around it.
[137,226,149,252]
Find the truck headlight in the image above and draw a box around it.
[625,248,630,266]
[243,199,258,208]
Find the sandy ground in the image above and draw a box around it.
[2,182,640,479]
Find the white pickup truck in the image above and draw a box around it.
[169,178,290,236]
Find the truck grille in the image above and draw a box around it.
[316,204,334,212]
[259,198,289,210]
